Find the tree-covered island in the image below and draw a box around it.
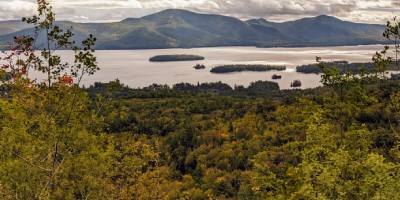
[149,54,205,62]
[210,64,286,73]
[296,60,399,74]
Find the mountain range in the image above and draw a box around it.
[0,9,387,50]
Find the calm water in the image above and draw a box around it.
[14,45,391,89]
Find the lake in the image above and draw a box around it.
[12,45,391,89]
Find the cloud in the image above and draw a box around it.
[182,0,399,23]
[0,0,399,23]
[0,0,36,20]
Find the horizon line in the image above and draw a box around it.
[0,8,386,25]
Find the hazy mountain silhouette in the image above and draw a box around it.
[0,9,386,49]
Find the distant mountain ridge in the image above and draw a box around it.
[0,9,387,49]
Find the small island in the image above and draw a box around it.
[291,80,302,88]
[149,54,205,62]
[272,74,282,79]
[194,64,206,70]
[210,64,286,74]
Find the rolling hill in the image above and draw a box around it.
[0,9,387,49]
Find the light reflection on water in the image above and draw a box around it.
[1,45,393,90]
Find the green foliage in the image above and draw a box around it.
[1,1,400,199]
[383,17,400,68]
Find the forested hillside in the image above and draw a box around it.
[1,1,400,199]
[0,9,386,49]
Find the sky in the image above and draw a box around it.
[0,0,399,24]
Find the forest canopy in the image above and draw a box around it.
[1,1,400,199]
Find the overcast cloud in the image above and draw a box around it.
[0,0,399,23]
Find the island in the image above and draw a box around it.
[149,54,205,62]
[272,74,282,79]
[295,61,400,74]
[291,80,302,88]
[210,64,286,74]
[194,64,206,70]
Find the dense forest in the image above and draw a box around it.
[1,1,400,199]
